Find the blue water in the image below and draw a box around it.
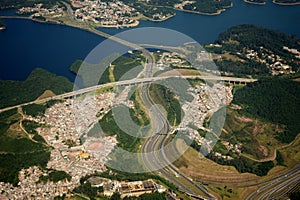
[0,0,300,81]
[99,0,300,43]
[0,19,105,81]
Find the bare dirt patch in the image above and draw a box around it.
[235,115,253,123]
[160,69,201,77]
[36,90,56,101]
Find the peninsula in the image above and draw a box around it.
[0,18,5,30]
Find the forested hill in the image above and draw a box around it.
[215,24,300,52]
[0,0,61,9]
[233,77,300,143]
[206,24,300,76]
[0,68,72,109]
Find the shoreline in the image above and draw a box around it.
[174,3,233,16]
[93,20,140,29]
[243,0,266,5]
[272,0,300,5]
[141,13,176,22]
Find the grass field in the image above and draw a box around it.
[173,140,259,186]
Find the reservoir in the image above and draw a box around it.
[0,0,300,81]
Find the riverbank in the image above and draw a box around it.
[93,20,140,29]
[141,13,176,22]
[174,3,233,16]
[243,0,266,5]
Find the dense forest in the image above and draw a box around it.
[0,68,72,109]
[233,77,300,143]
[120,0,231,17]
[216,25,300,51]
[149,84,182,126]
[0,0,63,9]
[207,24,300,75]
[0,109,50,185]
[182,0,232,14]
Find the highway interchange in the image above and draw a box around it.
[1,4,299,199]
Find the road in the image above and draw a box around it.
[246,164,300,200]
[138,51,215,199]
[0,75,256,113]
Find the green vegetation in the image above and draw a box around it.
[22,119,47,143]
[0,108,50,185]
[0,151,50,186]
[206,24,300,75]
[23,104,46,117]
[117,0,175,20]
[73,181,103,200]
[182,0,231,14]
[129,90,150,126]
[122,0,231,16]
[70,59,111,87]
[22,100,61,117]
[207,153,274,176]
[0,68,72,109]
[0,0,61,9]
[197,76,300,176]
[63,139,77,148]
[112,55,143,81]
[98,110,141,152]
[276,150,285,166]
[70,53,143,87]
[211,186,238,200]
[39,169,71,183]
[149,84,182,126]
[233,78,300,143]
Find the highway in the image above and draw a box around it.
[246,164,300,200]
[138,51,216,199]
[0,75,256,113]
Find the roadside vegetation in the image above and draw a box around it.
[22,100,62,117]
[149,83,182,126]
[0,68,72,109]
[129,89,150,126]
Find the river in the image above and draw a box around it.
[0,0,299,81]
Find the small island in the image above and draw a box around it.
[243,0,266,5]
[0,19,6,30]
[273,0,300,5]
[243,0,300,5]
